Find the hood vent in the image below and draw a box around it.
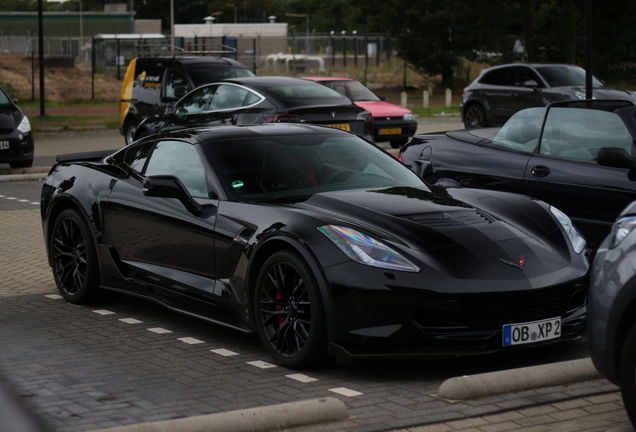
[401,209,494,227]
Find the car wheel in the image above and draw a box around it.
[9,159,33,168]
[620,322,636,428]
[50,208,102,304]
[124,120,138,145]
[464,104,488,128]
[390,138,408,149]
[254,250,328,368]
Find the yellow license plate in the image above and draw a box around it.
[324,123,351,131]
[379,128,402,135]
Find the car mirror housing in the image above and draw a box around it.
[524,80,539,88]
[597,147,636,170]
[143,175,203,215]
[411,159,433,179]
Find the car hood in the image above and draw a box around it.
[293,187,575,279]
[568,86,636,100]
[0,105,19,129]
[354,101,411,117]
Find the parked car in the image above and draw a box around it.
[0,86,33,168]
[589,200,636,428]
[41,123,588,368]
[134,76,373,142]
[461,63,636,128]
[303,76,417,148]
[119,56,255,144]
[399,99,636,250]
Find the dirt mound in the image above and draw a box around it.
[0,52,121,102]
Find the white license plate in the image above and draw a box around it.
[0,141,8,150]
[503,317,561,346]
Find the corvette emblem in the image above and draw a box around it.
[330,111,336,118]
[500,256,525,270]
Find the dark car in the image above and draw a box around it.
[461,63,636,128]
[400,99,636,250]
[41,123,588,368]
[589,200,636,428]
[0,86,33,168]
[303,77,417,148]
[120,56,255,144]
[134,77,373,143]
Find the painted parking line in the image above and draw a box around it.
[93,309,116,315]
[119,318,143,324]
[247,360,277,369]
[286,373,318,383]
[44,294,63,300]
[178,337,205,345]
[329,387,363,397]
[147,327,173,334]
[211,348,239,357]
[0,194,40,205]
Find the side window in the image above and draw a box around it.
[540,108,634,161]
[514,67,544,87]
[209,85,250,110]
[175,85,216,115]
[164,70,188,99]
[144,140,209,198]
[124,141,155,172]
[480,67,514,86]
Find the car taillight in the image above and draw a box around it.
[397,152,403,162]
[273,114,306,123]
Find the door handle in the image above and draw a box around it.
[531,165,550,177]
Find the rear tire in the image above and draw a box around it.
[464,104,487,128]
[619,322,636,428]
[124,120,138,145]
[50,209,103,304]
[254,250,328,368]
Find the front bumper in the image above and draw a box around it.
[324,262,589,360]
[0,132,34,164]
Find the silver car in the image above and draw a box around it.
[589,200,636,428]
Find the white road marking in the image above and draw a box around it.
[286,373,318,383]
[119,318,143,324]
[329,387,363,397]
[178,337,205,345]
[92,309,115,315]
[147,327,173,334]
[211,348,239,357]
[246,360,277,369]
[44,294,63,299]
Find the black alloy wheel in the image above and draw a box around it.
[619,322,636,428]
[50,209,102,304]
[254,250,328,368]
[464,104,487,128]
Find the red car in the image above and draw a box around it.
[303,77,417,148]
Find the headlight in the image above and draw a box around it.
[403,113,415,121]
[357,110,373,123]
[609,216,636,249]
[550,206,586,254]
[317,225,420,272]
[17,115,31,133]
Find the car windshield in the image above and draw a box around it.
[492,107,546,151]
[205,133,428,201]
[323,80,380,102]
[0,89,10,104]
[187,67,255,86]
[536,66,603,87]
[260,82,345,100]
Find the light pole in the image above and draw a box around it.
[170,0,174,52]
[226,4,237,23]
[75,0,83,60]
[285,13,309,56]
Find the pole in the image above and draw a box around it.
[170,0,175,53]
[37,0,45,116]
[76,0,83,60]
[585,0,593,99]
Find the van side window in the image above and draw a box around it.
[165,70,188,99]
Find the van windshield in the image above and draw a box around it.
[188,68,255,86]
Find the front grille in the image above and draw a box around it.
[413,278,588,330]
[401,209,493,228]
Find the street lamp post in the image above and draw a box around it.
[227,4,237,23]
[75,0,83,60]
[285,13,309,56]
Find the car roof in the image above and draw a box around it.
[223,76,320,85]
[139,56,248,68]
[302,77,355,82]
[157,123,352,144]
[484,63,580,71]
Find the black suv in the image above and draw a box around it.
[119,56,254,144]
[461,63,636,128]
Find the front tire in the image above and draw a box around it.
[464,104,487,128]
[620,322,636,428]
[50,209,102,304]
[254,250,328,368]
[124,120,138,145]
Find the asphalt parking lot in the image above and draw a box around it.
[0,121,633,432]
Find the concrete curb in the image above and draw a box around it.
[91,397,349,432]
[437,357,601,401]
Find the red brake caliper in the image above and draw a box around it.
[276,291,285,326]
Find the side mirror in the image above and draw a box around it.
[143,175,202,215]
[379,95,386,101]
[597,147,636,170]
[523,80,539,89]
[411,159,433,179]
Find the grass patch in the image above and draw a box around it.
[20,99,118,109]
[30,114,119,131]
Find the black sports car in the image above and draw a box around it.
[134,76,373,142]
[41,123,588,368]
[400,99,636,250]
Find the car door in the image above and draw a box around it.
[522,105,636,246]
[510,66,545,113]
[103,138,223,313]
[479,66,517,124]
